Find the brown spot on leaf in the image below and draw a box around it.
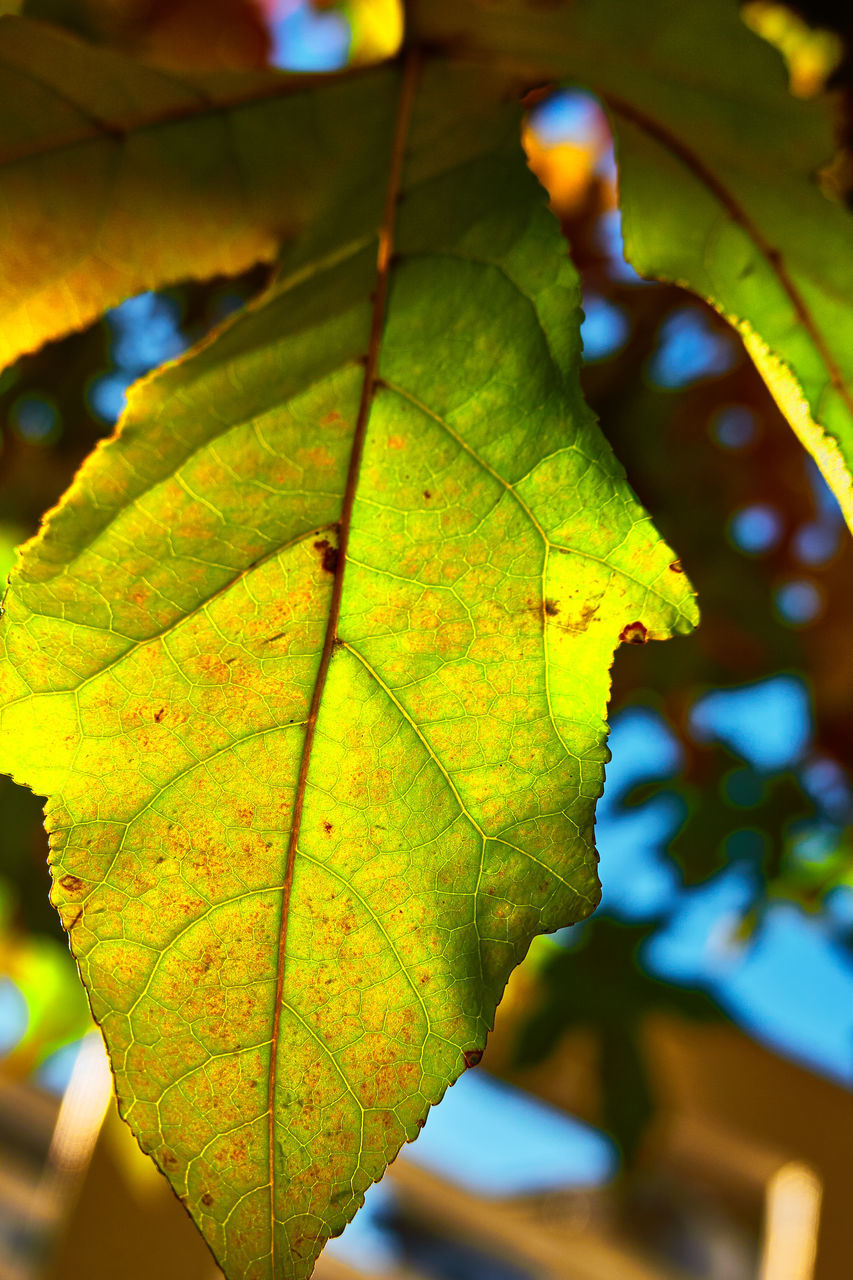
[544,598,560,616]
[575,601,600,632]
[201,1193,214,1207]
[619,620,648,645]
[463,1048,483,1068]
[300,445,335,469]
[59,875,85,894]
[416,1118,426,1130]
[67,907,83,929]
[423,490,431,500]
[314,539,338,574]
[669,560,684,574]
[153,708,165,723]
[323,821,333,834]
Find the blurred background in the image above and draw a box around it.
[1,2,853,1278]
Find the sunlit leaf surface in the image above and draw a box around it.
[0,16,394,368]
[0,54,693,1279]
[409,0,853,531]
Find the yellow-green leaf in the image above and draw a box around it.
[0,57,695,1280]
[409,0,853,531]
[0,15,395,368]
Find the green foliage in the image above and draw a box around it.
[0,16,395,366]
[410,0,853,531]
[0,3,851,1278]
[517,921,722,1162]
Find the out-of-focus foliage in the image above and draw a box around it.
[516,922,723,1163]
[24,0,273,67]
[743,1,842,97]
[0,878,91,1078]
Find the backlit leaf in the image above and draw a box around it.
[0,55,694,1280]
[409,0,853,531]
[0,16,393,367]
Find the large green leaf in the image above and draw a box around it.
[0,15,394,367]
[0,56,694,1279]
[409,0,853,531]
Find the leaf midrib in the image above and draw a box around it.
[264,50,420,1269]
